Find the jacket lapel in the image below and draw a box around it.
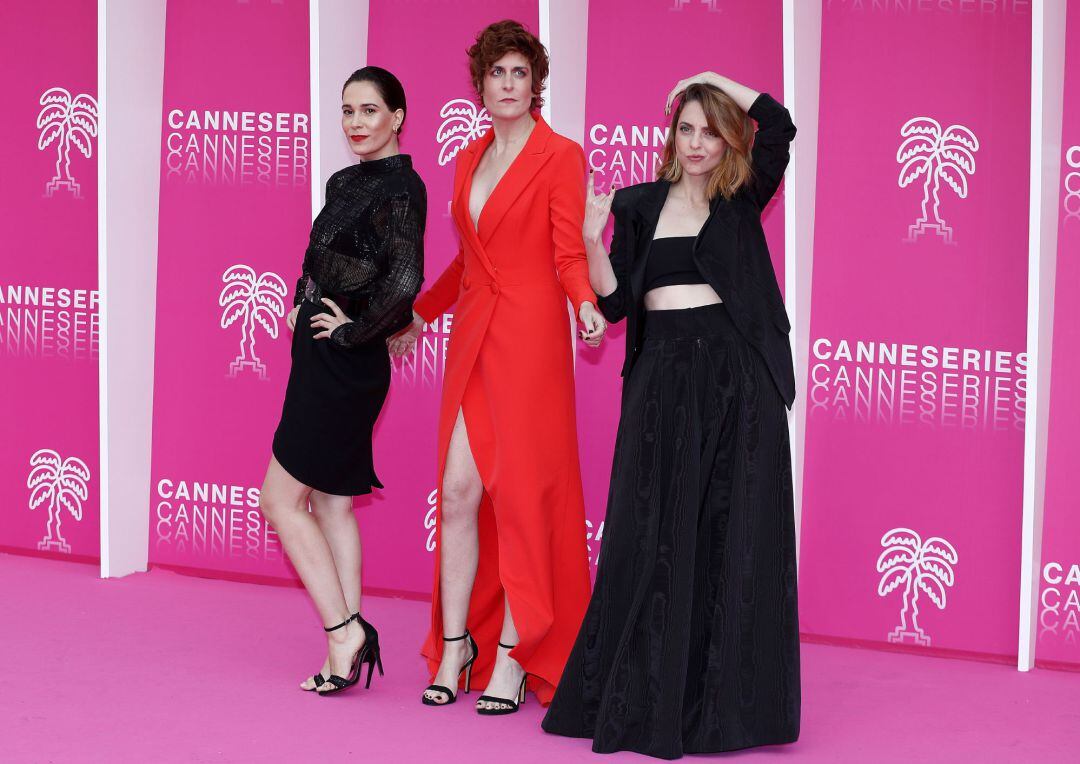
[453,132,497,280]
[630,181,671,301]
[475,115,554,246]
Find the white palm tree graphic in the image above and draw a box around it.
[424,489,438,552]
[27,449,91,554]
[436,99,491,167]
[876,528,958,646]
[219,265,287,379]
[37,87,98,198]
[896,117,978,244]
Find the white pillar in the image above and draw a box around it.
[1018,0,1067,671]
[783,0,822,571]
[312,0,370,217]
[98,0,168,578]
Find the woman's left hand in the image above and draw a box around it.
[310,297,352,339]
[578,301,607,348]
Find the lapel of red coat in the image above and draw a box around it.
[470,115,555,250]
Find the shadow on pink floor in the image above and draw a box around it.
[1,553,1077,763]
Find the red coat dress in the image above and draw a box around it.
[414,115,594,705]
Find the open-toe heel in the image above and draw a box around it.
[303,611,358,692]
[317,613,382,697]
[476,642,527,716]
[421,631,479,706]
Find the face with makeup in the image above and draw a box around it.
[480,51,534,122]
[341,80,403,160]
[673,100,726,178]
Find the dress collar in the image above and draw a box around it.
[355,153,412,175]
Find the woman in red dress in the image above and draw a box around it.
[389,20,606,714]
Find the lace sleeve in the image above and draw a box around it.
[294,172,345,307]
[330,187,426,348]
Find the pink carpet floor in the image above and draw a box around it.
[2,552,1078,763]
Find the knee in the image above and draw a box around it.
[259,491,297,525]
[310,496,354,521]
[440,477,482,526]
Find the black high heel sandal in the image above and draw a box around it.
[317,613,384,697]
[421,631,479,706]
[475,642,527,716]
[303,611,358,692]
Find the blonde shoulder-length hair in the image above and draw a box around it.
[656,83,754,201]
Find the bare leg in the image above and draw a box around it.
[297,489,362,690]
[423,410,484,704]
[259,457,364,691]
[477,597,526,711]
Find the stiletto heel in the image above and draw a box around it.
[303,611,358,692]
[318,613,382,697]
[422,631,479,706]
[476,642,527,716]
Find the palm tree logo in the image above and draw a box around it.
[896,117,978,245]
[219,264,288,379]
[876,527,958,646]
[27,449,91,554]
[670,0,721,10]
[37,87,99,199]
[424,489,438,552]
[436,99,491,167]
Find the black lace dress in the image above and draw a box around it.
[272,154,425,495]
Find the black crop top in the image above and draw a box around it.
[644,236,707,292]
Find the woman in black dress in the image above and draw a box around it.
[258,66,425,696]
[542,72,800,757]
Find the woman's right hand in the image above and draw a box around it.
[583,171,615,244]
[286,306,300,332]
[387,310,424,357]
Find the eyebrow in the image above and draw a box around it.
[343,103,380,109]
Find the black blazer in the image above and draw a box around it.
[596,92,796,409]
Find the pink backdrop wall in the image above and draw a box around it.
[368,0,539,595]
[578,0,785,573]
[149,0,311,578]
[799,2,1032,658]
[1038,1,1080,668]
[0,0,100,561]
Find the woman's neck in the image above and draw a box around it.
[490,111,536,155]
[360,137,400,162]
[672,173,710,208]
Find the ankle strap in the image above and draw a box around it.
[324,613,358,633]
[498,642,517,650]
[442,630,470,642]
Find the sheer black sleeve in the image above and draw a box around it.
[330,187,426,348]
[293,173,344,307]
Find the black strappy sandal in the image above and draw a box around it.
[317,613,384,697]
[475,642,527,716]
[302,611,358,692]
[421,630,479,706]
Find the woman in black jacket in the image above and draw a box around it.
[542,72,799,758]
[258,66,425,696]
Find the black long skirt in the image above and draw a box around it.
[271,298,390,496]
[542,303,800,759]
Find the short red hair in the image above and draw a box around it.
[467,20,548,111]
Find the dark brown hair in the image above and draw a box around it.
[656,84,754,200]
[467,20,548,111]
[342,66,408,132]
